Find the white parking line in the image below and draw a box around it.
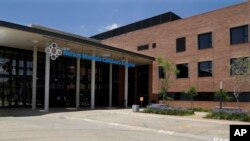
[61,116,219,140]
[108,123,120,126]
[158,130,174,135]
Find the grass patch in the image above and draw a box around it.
[205,111,250,122]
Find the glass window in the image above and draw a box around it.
[0,51,4,74]
[19,60,24,75]
[158,66,165,79]
[27,61,32,76]
[230,57,250,75]
[152,43,156,48]
[12,60,17,75]
[176,63,188,78]
[2,59,11,75]
[198,32,212,49]
[137,44,149,51]
[230,25,248,45]
[176,37,186,52]
[198,61,213,77]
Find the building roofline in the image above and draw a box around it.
[91,11,181,40]
[0,20,155,61]
[91,1,248,40]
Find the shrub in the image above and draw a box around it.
[205,108,250,122]
[192,108,211,112]
[143,104,194,116]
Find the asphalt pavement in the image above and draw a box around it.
[0,108,248,141]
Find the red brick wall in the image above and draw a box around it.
[102,2,250,103]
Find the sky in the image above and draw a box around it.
[0,0,247,37]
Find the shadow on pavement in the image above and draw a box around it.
[0,107,127,117]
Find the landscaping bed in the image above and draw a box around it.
[142,104,194,116]
[205,108,250,122]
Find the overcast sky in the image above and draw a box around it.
[0,0,247,37]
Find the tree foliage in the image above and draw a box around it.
[157,56,179,100]
[215,89,231,109]
[184,86,198,110]
[230,57,250,105]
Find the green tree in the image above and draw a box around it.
[185,86,198,110]
[215,89,231,109]
[230,57,250,106]
[157,56,179,101]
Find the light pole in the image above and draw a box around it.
[140,96,144,108]
[219,80,223,109]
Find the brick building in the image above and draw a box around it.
[0,1,249,110]
[92,1,250,109]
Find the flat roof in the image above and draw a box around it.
[91,11,181,40]
[0,20,155,61]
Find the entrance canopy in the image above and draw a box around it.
[0,20,154,66]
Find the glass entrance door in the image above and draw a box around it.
[50,56,76,107]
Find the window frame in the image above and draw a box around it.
[152,43,156,49]
[230,57,250,76]
[176,63,189,78]
[198,61,213,77]
[198,32,213,50]
[158,66,165,79]
[137,44,149,51]
[176,37,186,52]
[230,25,249,45]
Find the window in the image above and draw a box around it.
[152,43,156,48]
[176,63,188,78]
[137,44,149,51]
[230,25,248,45]
[198,32,212,49]
[198,61,213,77]
[176,37,186,52]
[158,66,165,79]
[230,57,250,75]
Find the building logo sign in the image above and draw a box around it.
[45,42,135,67]
[45,42,63,60]
[63,50,135,67]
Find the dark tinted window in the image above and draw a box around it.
[198,32,212,49]
[137,44,149,51]
[152,43,156,48]
[230,25,248,45]
[177,63,188,78]
[176,37,186,52]
[198,61,212,77]
[158,66,165,79]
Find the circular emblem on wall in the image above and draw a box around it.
[45,42,63,60]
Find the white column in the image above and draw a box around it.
[44,53,50,112]
[124,66,128,108]
[76,58,80,109]
[91,59,96,109]
[109,64,113,107]
[32,46,37,110]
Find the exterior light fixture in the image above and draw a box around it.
[32,40,38,44]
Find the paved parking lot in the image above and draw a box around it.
[0,108,248,141]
